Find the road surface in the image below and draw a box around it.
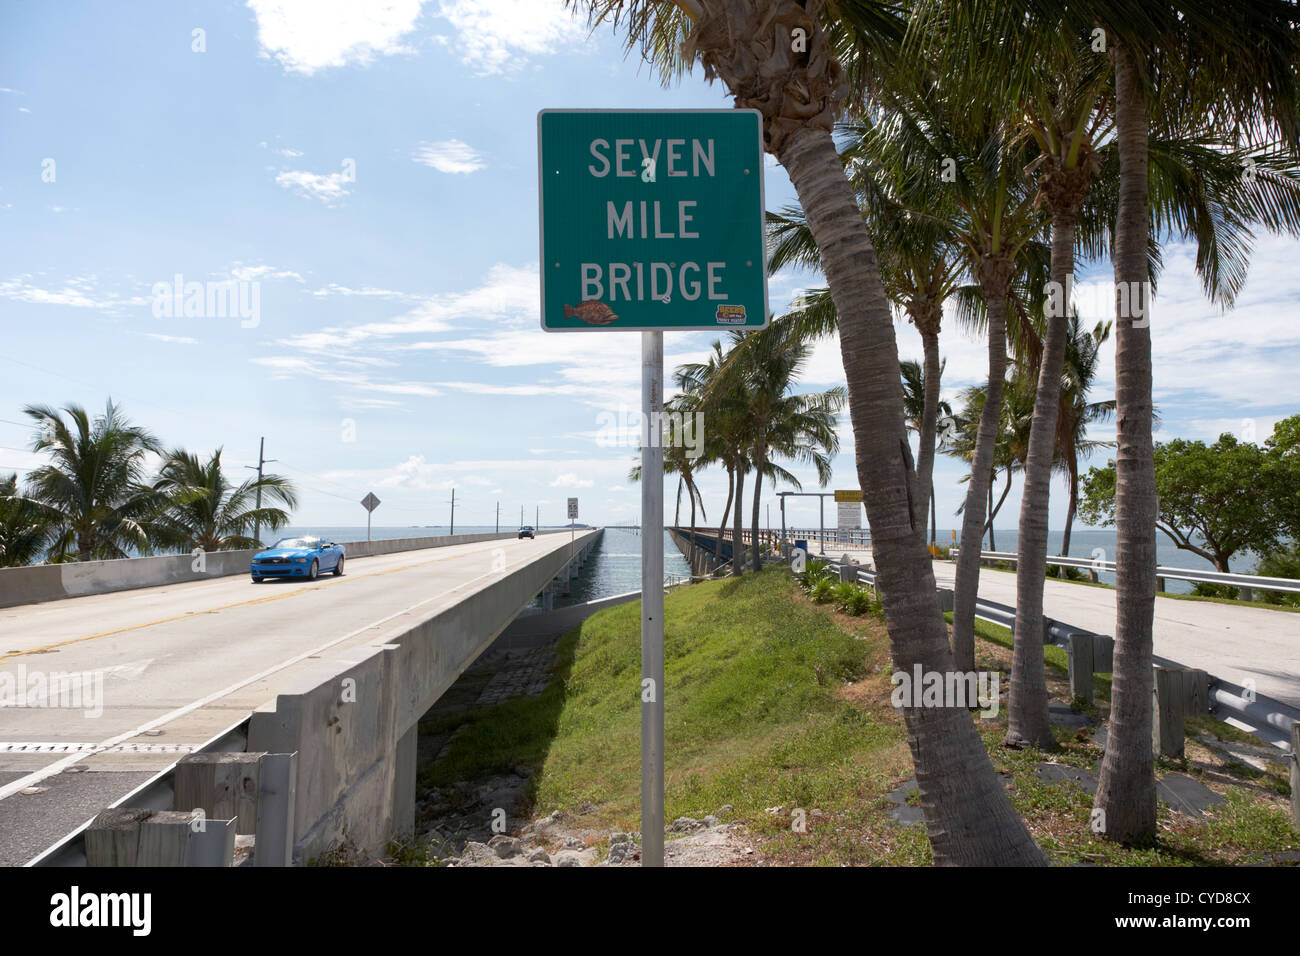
[0,533,577,866]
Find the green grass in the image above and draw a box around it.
[414,567,1297,866]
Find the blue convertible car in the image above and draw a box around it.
[250,536,345,582]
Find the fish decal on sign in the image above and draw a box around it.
[564,301,618,326]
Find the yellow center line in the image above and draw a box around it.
[0,541,519,665]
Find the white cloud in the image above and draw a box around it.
[412,139,485,174]
[310,283,413,299]
[230,263,304,282]
[143,333,199,344]
[275,169,352,204]
[550,472,594,488]
[434,0,585,75]
[246,0,427,75]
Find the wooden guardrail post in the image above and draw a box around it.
[1184,669,1209,718]
[85,808,236,866]
[174,752,264,834]
[1068,633,1094,705]
[1152,666,1186,759]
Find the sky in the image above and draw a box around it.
[1,0,1297,534]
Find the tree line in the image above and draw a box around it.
[572,0,1300,861]
[0,401,297,566]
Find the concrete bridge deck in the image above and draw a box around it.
[0,532,595,866]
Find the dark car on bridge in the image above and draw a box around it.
[251,536,345,582]
[518,526,535,539]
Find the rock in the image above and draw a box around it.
[488,835,522,858]
[578,801,598,814]
[608,831,631,846]
[554,849,595,867]
[459,842,497,865]
[669,817,703,832]
[608,841,639,865]
[563,836,585,849]
[527,847,551,864]
[702,815,719,827]
[716,805,734,816]
[764,806,783,815]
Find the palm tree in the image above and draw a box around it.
[728,321,844,574]
[1089,4,1300,845]
[769,203,965,540]
[150,448,298,552]
[851,78,1050,677]
[676,339,749,573]
[1005,37,1110,750]
[900,358,952,545]
[1057,316,1116,566]
[0,473,56,567]
[23,401,163,561]
[572,0,1047,863]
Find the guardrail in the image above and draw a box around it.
[791,544,1298,756]
[949,547,1300,599]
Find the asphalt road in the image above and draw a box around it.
[0,533,579,866]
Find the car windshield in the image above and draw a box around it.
[270,537,319,550]
[521,526,533,531]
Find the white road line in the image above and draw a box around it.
[0,542,560,802]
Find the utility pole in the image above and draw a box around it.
[449,487,456,536]
[536,505,539,530]
[521,505,524,528]
[496,501,500,534]
[243,437,276,547]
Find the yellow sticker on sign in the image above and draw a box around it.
[833,489,863,503]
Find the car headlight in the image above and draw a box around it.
[293,557,307,563]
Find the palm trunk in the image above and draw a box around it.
[731,464,746,576]
[687,477,698,575]
[674,477,683,528]
[778,124,1043,865]
[986,477,996,550]
[1094,38,1158,844]
[985,466,1012,540]
[717,461,735,563]
[1059,456,1079,577]
[953,293,1009,674]
[915,323,942,537]
[1008,212,1077,750]
[750,439,766,574]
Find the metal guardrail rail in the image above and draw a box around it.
[949,547,1300,595]
[824,557,1298,754]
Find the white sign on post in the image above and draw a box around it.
[567,497,579,520]
[836,501,861,530]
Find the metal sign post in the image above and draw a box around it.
[538,109,766,868]
[641,330,664,868]
[360,492,381,542]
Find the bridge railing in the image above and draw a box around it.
[805,551,1298,758]
[949,547,1300,598]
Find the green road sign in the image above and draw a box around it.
[538,109,768,332]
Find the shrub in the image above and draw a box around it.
[833,581,875,616]
[1255,543,1300,607]
[809,578,836,604]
